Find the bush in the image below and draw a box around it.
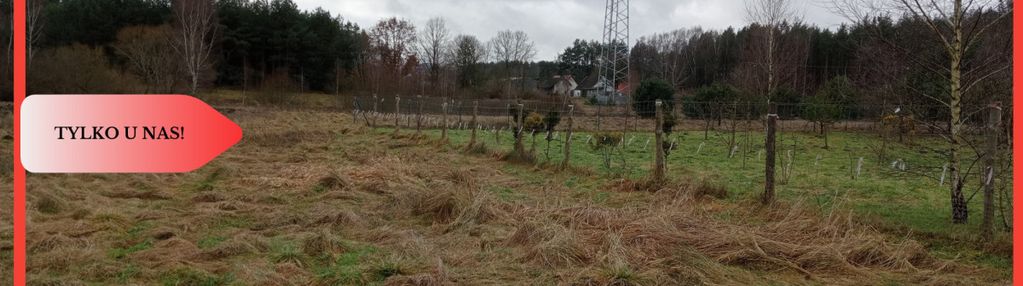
[113,25,184,93]
[543,111,561,131]
[683,83,740,119]
[662,113,677,135]
[632,79,675,118]
[523,112,545,132]
[28,44,145,94]
[771,88,801,118]
[803,76,856,123]
[254,69,298,105]
[590,132,624,150]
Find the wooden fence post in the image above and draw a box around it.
[442,99,449,140]
[562,105,574,170]
[416,95,423,137]
[470,101,479,146]
[654,100,665,181]
[352,97,358,121]
[982,102,1002,240]
[394,96,401,134]
[763,103,778,205]
[514,102,525,154]
[457,100,463,127]
[372,94,378,127]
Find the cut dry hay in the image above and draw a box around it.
[301,229,348,258]
[384,258,449,286]
[507,219,589,268]
[499,195,963,284]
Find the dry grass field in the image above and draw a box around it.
[11,101,1009,285]
[1,104,13,286]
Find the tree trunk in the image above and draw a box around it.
[949,0,967,224]
[654,100,665,181]
[763,103,778,205]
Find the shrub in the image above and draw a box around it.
[28,44,145,94]
[254,69,298,105]
[543,111,561,131]
[684,83,740,119]
[590,132,624,150]
[523,112,545,132]
[632,79,675,118]
[771,88,801,118]
[113,25,184,93]
[803,76,857,123]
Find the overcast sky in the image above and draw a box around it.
[293,0,850,61]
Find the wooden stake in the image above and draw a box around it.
[982,103,1002,240]
[763,103,777,205]
[562,105,574,170]
[394,96,401,134]
[470,101,478,146]
[654,100,666,181]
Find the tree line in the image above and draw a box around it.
[0,0,1012,120]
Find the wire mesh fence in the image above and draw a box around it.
[347,95,1010,138]
[342,95,1011,187]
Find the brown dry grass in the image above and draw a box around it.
[20,106,1007,285]
[0,103,12,286]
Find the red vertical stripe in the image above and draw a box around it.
[1013,1,1021,285]
[12,0,25,284]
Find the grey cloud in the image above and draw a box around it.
[296,0,848,60]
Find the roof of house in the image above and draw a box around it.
[540,75,577,92]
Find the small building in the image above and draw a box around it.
[576,73,627,105]
[541,75,579,97]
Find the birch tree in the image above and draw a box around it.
[830,0,1012,226]
[172,0,217,95]
[744,0,795,101]
[26,0,44,66]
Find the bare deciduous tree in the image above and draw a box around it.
[370,17,418,95]
[451,35,487,91]
[745,0,796,101]
[114,25,182,93]
[830,0,1011,227]
[172,0,217,95]
[26,0,44,66]
[488,30,536,98]
[417,17,451,91]
[635,28,702,91]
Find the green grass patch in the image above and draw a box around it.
[109,240,152,259]
[159,268,234,286]
[315,243,381,285]
[197,235,228,249]
[397,126,1012,271]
